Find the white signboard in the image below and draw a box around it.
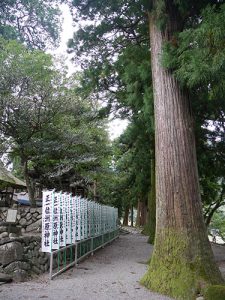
[65,193,72,244]
[76,196,81,241]
[71,196,76,243]
[52,192,60,250]
[42,190,54,253]
[42,189,119,253]
[59,192,66,247]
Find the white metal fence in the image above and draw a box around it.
[41,190,119,279]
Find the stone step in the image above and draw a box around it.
[0,272,13,283]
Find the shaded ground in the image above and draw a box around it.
[0,231,173,300]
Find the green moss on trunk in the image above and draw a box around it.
[204,285,225,300]
[140,229,223,300]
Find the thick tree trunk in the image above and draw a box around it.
[123,206,129,226]
[23,160,36,207]
[141,6,223,299]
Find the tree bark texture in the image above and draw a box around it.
[141,4,223,299]
[23,160,36,207]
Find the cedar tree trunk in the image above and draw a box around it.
[123,205,129,226]
[140,200,147,226]
[141,4,223,299]
[131,205,134,227]
[136,199,141,227]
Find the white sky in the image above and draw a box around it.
[51,4,128,140]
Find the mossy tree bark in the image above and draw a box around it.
[141,3,224,299]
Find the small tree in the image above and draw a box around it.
[0,38,66,206]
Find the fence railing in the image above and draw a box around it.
[49,229,119,279]
[41,190,119,279]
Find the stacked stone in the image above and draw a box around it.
[0,207,42,234]
[0,208,7,222]
[18,207,42,233]
[0,236,49,282]
[22,236,49,275]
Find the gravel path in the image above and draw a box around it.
[0,232,173,300]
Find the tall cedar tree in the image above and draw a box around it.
[141,1,224,299]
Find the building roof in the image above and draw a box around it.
[0,162,26,188]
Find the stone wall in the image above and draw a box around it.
[0,207,42,235]
[0,235,49,281]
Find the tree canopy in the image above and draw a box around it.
[0,0,63,48]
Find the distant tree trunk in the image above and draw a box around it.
[136,199,141,227]
[139,200,147,226]
[123,206,129,226]
[147,156,156,244]
[131,205,134,227]
[141,4,223,299]
[23,160,36,207]
[143,134,155,240]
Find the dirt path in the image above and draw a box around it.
[0,232,173,300]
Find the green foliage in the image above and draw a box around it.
[69,0,149,107]
[152,0,168,30]
[204,285,225,300]
[0,38,111,199]
[163,4,225,89]
[209,211,225,240]
[0,38,64,149]
[69,0,155,215]
[0,0,62,48]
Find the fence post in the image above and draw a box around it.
[75,244,78,266]
[102,234,104,248]
[49,252,53,280]
[91,237,94,256]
